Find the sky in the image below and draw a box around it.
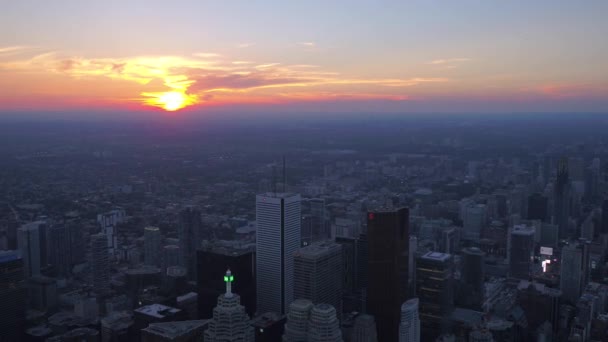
[1,0,607,115]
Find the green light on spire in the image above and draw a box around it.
[224,276,229,282]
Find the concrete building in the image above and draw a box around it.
[178,207,203,280]
[101,311,133,342]
[48,224,71,276]
[461,247,485,310]
[399,298,420,342]
[307,304,343,342]
[293,240,343,317]
[144,226,162,267]
[256,192,301,315]
[91,233,110,294]
[560,241,590,304]
[142,320,209,342]
[282,299,313,342]
[203,270,254,342]
[163,245,180,273]
[416,252,454,340]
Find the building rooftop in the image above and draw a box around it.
[142,320,209,338]
[257,192,299,199]
[134,304,181,319]
[420,251,451,262]
[252,312,285,328]
[294,240,341,259]
[0,250,20,263]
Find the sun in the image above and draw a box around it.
[142,91,197,111]
[159,91,188,111]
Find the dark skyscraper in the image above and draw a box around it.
[0,251,26,341]
[179,207,203,280]
[366,207,409,342]
[416,252,454,341]
[509,224,535,280]
[602,199,608,235]
[48,224,71,277]
[554,158,571,240]
[461,247,485,310]
[196,247,256,318]
[528,193,548,222]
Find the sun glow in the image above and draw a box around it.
[142,91,197,111]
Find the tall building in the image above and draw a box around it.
[283,299,313,342]
[508,224,535,279]
[91,233,110,294]
[197,246,256,318]
[17,222,42,277]
[463,204,486,242]
[0,251,25,341]
[48,223,71,276]
[366,207,409,342]
[351,314,378,342]
[307,304,343,342]
[560,241,590,304]
[554,158,571,240]
[309,198,328,242]
[602,199,608,235]
[163,245,180,273]
[141,320,208,342]
[334,236,358,312]
[293,241,343,317]
[399,298,420,342]
[178,207,203,280]
[528,193,549,222]
[416,252,454,340]
[203,270,255,342]
[144,226,162,267]
[256,192,301,315]
[461,247,485,310]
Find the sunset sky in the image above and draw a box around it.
[1,0,607,115]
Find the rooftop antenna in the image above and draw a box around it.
[282,155,286,193]
[271,164,277,195]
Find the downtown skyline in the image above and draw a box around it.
[1,0,607,115]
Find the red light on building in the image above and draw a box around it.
[368,213,375,220]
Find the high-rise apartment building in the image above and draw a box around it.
[366,207,409,342]
[399,298,420,342]
[293,240,342,317]
[91,233,110,294]
[144,226,161,267]
[256,192,301,315]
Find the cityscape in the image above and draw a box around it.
[2,1,608,342]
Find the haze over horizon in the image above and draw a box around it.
[1,0,607,117]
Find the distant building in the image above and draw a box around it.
[366,207,409,342]
[554,158,571,239]
[196,246,255,318]
[463,204,486,242]
[461,247,485,310]
[560,240,590,304]
[293,240,343,317]
[416,252,454,340]
[0,251,26,341]
[469,327,493,342]
[508,224,535,279]
[256,192,301,315]
[101,311,134,342]
[203,270,254,342]
[178,207,203,280]
[163,245,180,274]
[17,222,43,277]
[134,304,187,339]
[144,226,162,267]
[282,299,342,342]
[399,298,420,342]
[91,233,110,294]
[527,193,548,222]
[48,224,71,276]
[251,312,286,342]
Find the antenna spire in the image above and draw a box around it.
[224,269,234,297]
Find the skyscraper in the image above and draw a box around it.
[509,224,535,279]
[461,247,485,310]
[144,226,161,267]
[48,224,72,277]
[528,193,549,222]
[90,233,110,294]
[197,246,256,318]
[351,314,378,342]
[602,199,608,235]
[560,240,590,304]
[256,192,301,315]
[366,207,409,342]
[307,304,343,342]
[0,251,25,341]
[554,158,571,240]
[463,204,486,242]
[162,245,180,273]
[203,270,255,342]
[309,198,328,242]
[293,240,343,317]
[17,222,42,277]
[178,206,203,280]
[399,298,420,342]
[416,252,454,340]
[283,299,313,342]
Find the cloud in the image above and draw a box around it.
[427,58,471,65]
[236,43,255,48]
[193,52,221,59]
[297,42,316,47]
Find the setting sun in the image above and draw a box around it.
[142,91,197,111]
